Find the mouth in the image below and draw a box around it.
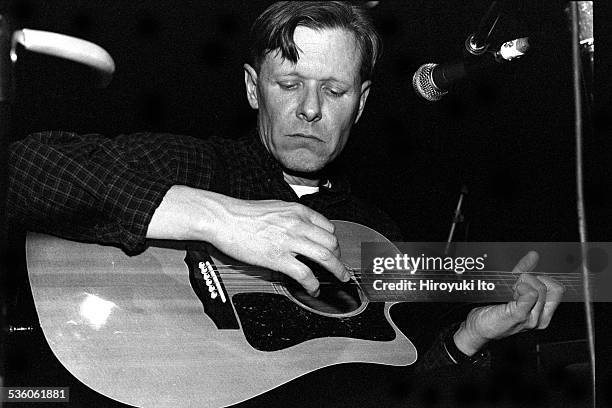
[288,133,323,142]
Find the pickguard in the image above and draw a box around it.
[233,293,396,352]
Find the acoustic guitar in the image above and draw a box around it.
[26,220,416,408]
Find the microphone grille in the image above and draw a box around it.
[412,63,447,102]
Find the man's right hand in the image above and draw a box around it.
[147,185,350,296]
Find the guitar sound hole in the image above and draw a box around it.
[285,257,362,315]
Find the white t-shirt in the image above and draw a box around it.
[288,181,332,198]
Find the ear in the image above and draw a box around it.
[353,80,371,124]
[244,63,259,109]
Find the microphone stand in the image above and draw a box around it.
[444,185,468,256]
[569,3,596,407]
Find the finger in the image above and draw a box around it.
[508,281,539,325]
[290,205,340,258]
[304,207,335,234]
[292,238,349,282]
[517,273,548,328]
[300,223,341,259]
[281,256,320,297]
[512,251,539,273]
[536,275,565,328]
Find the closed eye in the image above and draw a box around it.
[279,82,299,90]
[325,87,345,97]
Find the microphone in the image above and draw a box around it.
[412,37,529,102]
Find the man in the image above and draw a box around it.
[7,0,564,403]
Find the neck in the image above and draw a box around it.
[283,172,320,187]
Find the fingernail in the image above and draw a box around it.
[311,288,320,298]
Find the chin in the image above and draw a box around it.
[277,150,329,174]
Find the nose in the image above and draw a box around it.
[296,85,322,122]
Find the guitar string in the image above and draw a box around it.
[210,271,584,281]
[218,276,581,287]
[218,280,583,285]
[216,286,582,301]
[217,280,584,287]
[215,275,582,287]
[206,265,585,276]
[216,278,584,290]
[205,264,587,276]
[206,270,581,281]
[216,273,583,280]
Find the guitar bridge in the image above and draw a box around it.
[185,243,240,329]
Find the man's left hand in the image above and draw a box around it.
[453,251,565,355]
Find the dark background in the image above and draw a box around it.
[2,1,608,407]
[6,0,608,244]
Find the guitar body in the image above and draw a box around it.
[26,220,416,407]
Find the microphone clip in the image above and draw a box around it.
[465,33,490,56]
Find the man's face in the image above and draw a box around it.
[244,26,371,175]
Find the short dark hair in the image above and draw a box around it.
[250,1,382,82]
